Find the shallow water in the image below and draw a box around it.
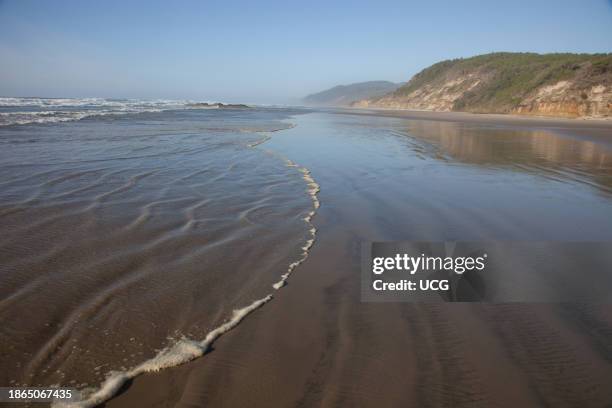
[267,113,612,242]
[103,111,612,408]
[1,107,612,404]
[0,106,315,393]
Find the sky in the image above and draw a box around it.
[0,0,611,104]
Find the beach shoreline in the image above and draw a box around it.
[338,106,612,126]
[105,109,612,408]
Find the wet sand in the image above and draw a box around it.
[0,107,316,402]
[107,111,612,407]
[341,107,612,129]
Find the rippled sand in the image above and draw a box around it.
[108,111,612,408]
[3,108,612,407]
[0,107,318,401]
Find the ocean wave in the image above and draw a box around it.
[0,97,191,108]
[0,109,165,126]
[0,97,222,126]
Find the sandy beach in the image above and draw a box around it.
[2,2,611,407]
[100,109,612,408]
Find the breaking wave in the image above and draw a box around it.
[0,97,216,126]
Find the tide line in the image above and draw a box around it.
[54,122,319,408]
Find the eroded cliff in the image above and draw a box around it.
[353,53,611,118]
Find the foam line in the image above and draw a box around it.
[247,134,272,147]
[54,121,318,407]
[271,160,320,290]
[52,295,272,408]
[244,130,320,290]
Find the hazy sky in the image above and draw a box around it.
[1,0,610,104]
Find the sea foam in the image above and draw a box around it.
[52,296,272,408]
[271,159,320,290]
[52,121,318,407]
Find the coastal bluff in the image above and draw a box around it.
[352,53,612,119]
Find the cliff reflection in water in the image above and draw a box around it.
[394,120,612,195]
